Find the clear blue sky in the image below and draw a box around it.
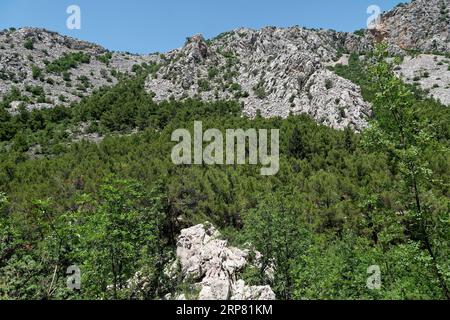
[0,0,407,54]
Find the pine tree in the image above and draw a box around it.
[288,126,307,159]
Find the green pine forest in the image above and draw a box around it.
[0,45,449,300]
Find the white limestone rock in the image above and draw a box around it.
[176,223,276,300]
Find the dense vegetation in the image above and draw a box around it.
[0,46,449,300]
[46,52,91,74]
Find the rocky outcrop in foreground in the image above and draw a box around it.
[175,223,275,300]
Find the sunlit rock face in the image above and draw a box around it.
[175,223,276,300]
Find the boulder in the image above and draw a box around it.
[175,223,276,300]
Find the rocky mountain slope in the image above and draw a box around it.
[396,54,450,105]
[0,28,157,112]
[369,0,450,53]
[0,0,448,131]
[143,0,449,130]
[145,29,372,130]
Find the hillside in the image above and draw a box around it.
[0,0,448,131]
[0,28,157,111]
[0,0,449,301]
[369,0,450,52]
[145,29,372,130]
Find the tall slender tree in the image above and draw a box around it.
[363,44,450,299]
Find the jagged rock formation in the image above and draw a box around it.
[144,0,449,130]
[175,223,276,300]
[145,29,372,130]
[146,0,450,130]
[370,0,450,53]
[0,27,157,110]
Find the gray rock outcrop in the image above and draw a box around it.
[370,0,450,53]
[145,27,372,131]
[0,27,157,110]
[397,54,450,105]
[175,223,276,300]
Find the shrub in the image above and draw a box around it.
[24,39,34,50]
[229,83,241,91]
[46,52,91,73]
[25,85,45,97]
[97,52,113,64]
[198,79,211,92]
[354,29,365,37]
[31,65,42,80]
[63,72,71,82]
[208,67,219,79]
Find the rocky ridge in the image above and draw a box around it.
[0,27,157,111]
[145,29,373,130]
[144,0,449,130]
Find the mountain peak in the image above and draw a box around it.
[184,34,209,62]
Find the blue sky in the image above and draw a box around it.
[0,0,408,54]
